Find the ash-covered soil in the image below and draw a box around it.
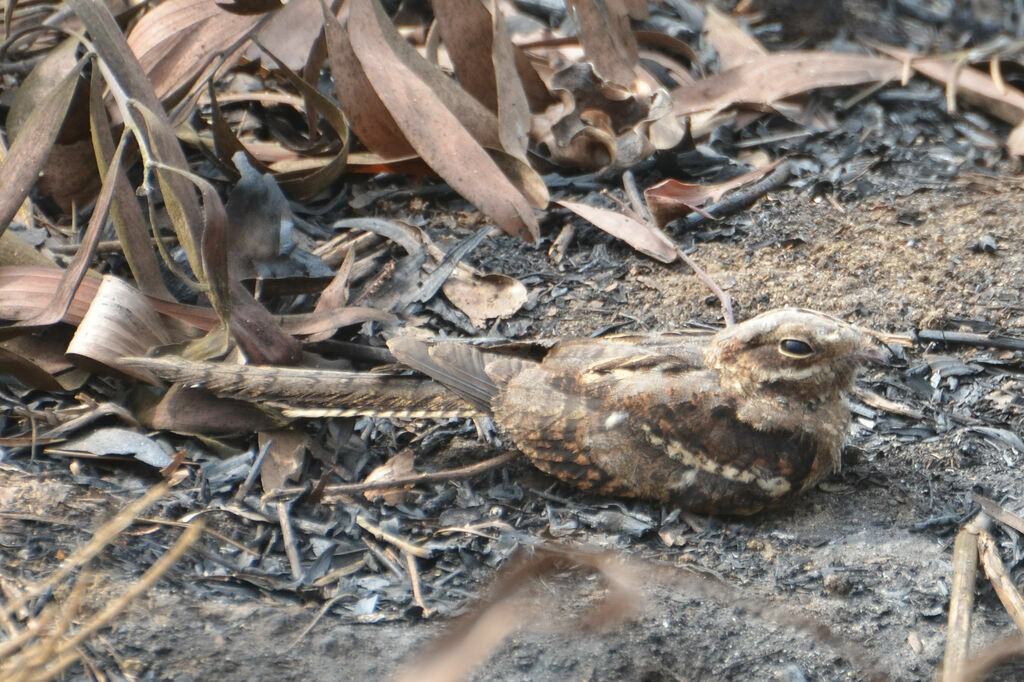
[4,182,1024,681]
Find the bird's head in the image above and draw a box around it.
[704,309,883,401]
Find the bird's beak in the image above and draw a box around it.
[855,342,889,365]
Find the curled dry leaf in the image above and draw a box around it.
[66,275,182,384]
[50,427,174,468]
[539,62,676,169]
[557,200,677,263]
[126,0,266,104]
[0,266,101,327]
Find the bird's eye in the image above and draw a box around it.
[778,338,814,358]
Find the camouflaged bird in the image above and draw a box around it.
[125,309,881,515]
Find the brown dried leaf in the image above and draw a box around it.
[568,0,638,87]
[703,5,767,71]
[557,200,677,263]
[126,0,266,104]
[133,384,284,434]
[644,160,783,227]
[672,51,902,117]
[442,272,528,328]
[0,266,101,327]
[434,0,500,111]
[7,38,98,212]
[347,0,539,241]
[322,3,414,160]
[363,449,416,504]
[259,428,308,492]
[249,0,323,71]
[0,53,88,239]
[0,342,66,392]
[66,276,181,384]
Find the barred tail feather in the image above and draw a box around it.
[119,357,485,419]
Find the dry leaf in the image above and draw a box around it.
[672,51,903,117]
[346,0,539,241]
[259,428,308,492]
[703,5,768,71]
[644,160,783,226]
[363,449,416,505]
[126,0,265,104]
[66,275,179,383]
[557,200,677,263]
[50,427,173,468]
[442,273,528,328]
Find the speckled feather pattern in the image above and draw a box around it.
[124,309,877,515]
[391,309,877,515]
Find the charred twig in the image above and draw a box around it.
[269,451,517,501]
[977,529,1024,635]
[974,495,1024,536]
[916,329,1024,351]
[941,512,991,682]
[622,170,654,225]
[356,514,431,559]
[679,161,791,231]
[277,501,304,582]
[406,552,432,617]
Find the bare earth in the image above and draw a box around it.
[3,181,1024,681]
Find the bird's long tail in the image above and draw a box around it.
[119,356,487,419]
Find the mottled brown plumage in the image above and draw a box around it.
[124,309,880,514]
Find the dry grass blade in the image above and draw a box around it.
[68,0,205,274]
[0,482,171,620]
[0,522,203,682]
[88,66,172,299]
[0,482,201,681]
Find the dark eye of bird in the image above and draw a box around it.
[779,338,814,358]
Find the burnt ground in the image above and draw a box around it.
[4,181,1024,681]
[5,2,1024,680]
